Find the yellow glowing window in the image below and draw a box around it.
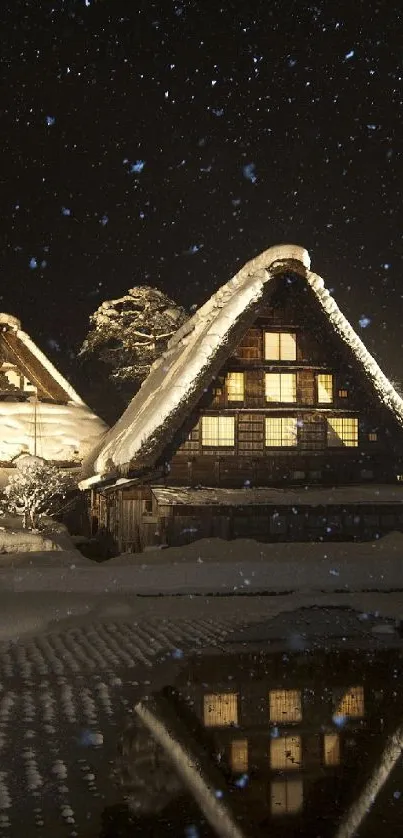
[271,779,303,816]
[231,739,248,772]
[265,417,297,447]
[265,332,297,361]
[226,372,245,401]
[203,693,238,727]
[338,389,348,398]
[323,733,340,766]
[201,416,235,447]
[334,686,364,720]
[369,432,378,441]
[265,373,296,403]
[270,736,301,770]
[327,417,358,447]
[269,690,302,723]
[317,373,333,403]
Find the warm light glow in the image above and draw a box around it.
[270,736,301,770]
[270,779,303,815]
[338,389,348,398]
[265,373,296,402]
[203,693,238,727]
[368,432,378,441]
[269,690,302,723]
[201,416,235,446]
[226,372,245,401]
[317,373,333,403]
[324,733,340,766]
[334,686,364,719]
[231,739,248,772]
[265,332,297,361]
[327,416,358,447]
[265,417,297,446]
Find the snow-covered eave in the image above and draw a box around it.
[306,271,403,425]
[16,329,85,405]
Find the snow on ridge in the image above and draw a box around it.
[92,245,310,476]
[16,329,84,405]
[307,271,403,422]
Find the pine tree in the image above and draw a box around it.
[79,286,188,416]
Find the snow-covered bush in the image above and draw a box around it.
[2,455,76,529]
[79,286,188,407]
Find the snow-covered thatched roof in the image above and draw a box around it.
[80,243,403,486]
[0,314,107,463]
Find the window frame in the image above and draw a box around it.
[265,372,297,403]
[327,416,359,447]
[264,331,297,361]
[265,416,298,448]
[226,371,245,402]
[201,415,235,448]
[317,373,333,404]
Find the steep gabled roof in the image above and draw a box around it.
[80,243,403,486]
[0,313,83,403]
[0,313,107,463]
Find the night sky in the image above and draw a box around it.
[2,0,403,397]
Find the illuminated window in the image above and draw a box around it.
[270,736,301,770]
[265,332,297,361]
[368,432,378,441]
[323,733,340,766]
[265,417,297,447]
[203,693,238,727]
[226,372,245,401]
[338,389,348,398]
[269,690,302,723]
[317,374,333,404]
[201,416,235,447]
[265,373,296,403]
[334,686,364,720]
[327,417,358,447]
[271,779,303,815]
[231,739,248,772]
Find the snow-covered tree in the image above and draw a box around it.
[2,455,76,529]
[79,286,188,410]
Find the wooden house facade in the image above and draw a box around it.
[80,244,403,552]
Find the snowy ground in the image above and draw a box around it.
[2,532,403,594]
[0,588,403,836]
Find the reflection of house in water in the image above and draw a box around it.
[175,650,372,827]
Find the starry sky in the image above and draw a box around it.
[2,0,403,397]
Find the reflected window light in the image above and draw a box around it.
[269,690,302,723]
[334,686,364,720]
[323,733,340,766]
[270,778,303,815]
[231,739,248,772]
[270,736,302,770]
[203,693,238,727]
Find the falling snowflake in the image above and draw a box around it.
[242,163,257,183]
